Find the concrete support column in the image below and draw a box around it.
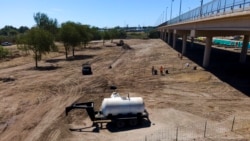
[203,36,212,68]
[240,35,249,63]
[173,33,177,48]
[168,32,171,44]
[191,37,194,48]
[181,34,187,55]
[164,31,167,42]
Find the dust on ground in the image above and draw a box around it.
[0,39,250,141]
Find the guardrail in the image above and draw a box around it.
[163,0,250,26]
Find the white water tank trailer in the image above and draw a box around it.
[65,91,149,128]
[100,92,145,117]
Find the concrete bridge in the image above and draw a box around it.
[158,0,250,67]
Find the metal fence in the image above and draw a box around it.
[166,0,250,25]
[142,116,250,141]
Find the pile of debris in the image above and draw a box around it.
[122,43,132,50]
[116,40,132,50]
[116,40,124,46]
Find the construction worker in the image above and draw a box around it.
[152,66,155,75]
[165,67,168,74]
[160,66,163,75]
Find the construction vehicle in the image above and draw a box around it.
[65,87,149,128]
[82,64,92,75]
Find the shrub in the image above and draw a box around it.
[0,46,10,59]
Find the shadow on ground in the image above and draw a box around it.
[106,118,151,132]
[69,118,151,133]
[172,39,250,97]
[46,55,95,63]
[28,66,62,71]
[84,47,102,50]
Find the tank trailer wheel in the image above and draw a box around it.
[129,119,138,126]
[116,120,125,128]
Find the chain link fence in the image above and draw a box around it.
[142,116,250,141]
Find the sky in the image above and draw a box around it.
[1,0,211,29]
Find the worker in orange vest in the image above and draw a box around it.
[160,66,163,75]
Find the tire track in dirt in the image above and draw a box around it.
[2,39,250,140]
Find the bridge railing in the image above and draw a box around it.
[166,0,250,25]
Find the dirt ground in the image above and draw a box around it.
[0,39,250,141]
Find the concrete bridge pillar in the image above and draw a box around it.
[173,33,177,48]
[160,31,163,39]
[191,37,194,48]
[168,31,171,44]
[240,35,249,63]
[163,30,167,42]
[181,34,187,55]
[203,36,213,68]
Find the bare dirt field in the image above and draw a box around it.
[0,39,250,141]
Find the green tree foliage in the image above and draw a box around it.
[34,12,58,35]
[109,29,118,43]
[109,27,127,39]
[90,27,102,40]
[0,25,22,43]
[0,25,17,36]
[59,22,81,59]
[77,24,93,48]
[101,28,126,45]
[0,46,10,59]
[18,26,30,34]
[0,26,29,36]
[0,36,8,43]
[22,28,55,68]
[117,29,127,39]
[148,29,160,39]
[16,34,30,56]
[102,30,110,45]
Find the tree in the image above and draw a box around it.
[59,22,81,59]
[34,12,58,35]
[0,26,19,43]
[18,26,29,34]
[0,46,9,59]
[109,29,118,43]
[23,28,55,68]
[102,30,110,46]
[76,24,92,48]
[148,29,160,39]
[82,25,93,48]
[0,25,18,36]
[90,27,102,40]
[117,29,127,39]
[16,34,30,56]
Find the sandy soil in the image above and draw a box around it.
[0,39,250,141]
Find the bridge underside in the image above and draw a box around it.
[159,11,250,68]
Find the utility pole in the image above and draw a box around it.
[166,7,168,21]
[200,0,204,17]
[179,0,182,21]
[163,11,165,23]
[170,0,174,21]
